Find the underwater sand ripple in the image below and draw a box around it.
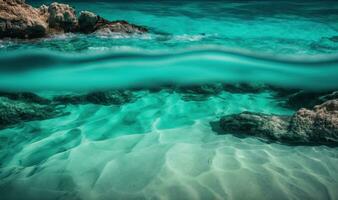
[0,91,337,200]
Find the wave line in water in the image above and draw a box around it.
[0,47,338,91]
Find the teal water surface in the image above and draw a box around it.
[0,1,338,200]
[1,0,338,54]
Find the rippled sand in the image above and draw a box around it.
[0,91,337,200]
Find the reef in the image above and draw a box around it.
[219,99,338,144]
[0,91,51,104]
[0,90,136,130]
[1,86,337,145]
[0,97,64,129]
[0,0,147,39]
[175,83,270,101]
[53,90,135,106]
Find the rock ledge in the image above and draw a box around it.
[0,0,147,39]
[219,99,338,144]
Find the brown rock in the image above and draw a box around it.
[95,20,148,35]
[0,0,48,38]
[78,11,98,33]
[220,112,291,140]
[0,0,148,39]
[47,2,78,32]
[289,99,338,142]
[218,99,338,144]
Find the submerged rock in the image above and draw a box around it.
[53,90,134,106]
[220,112,291,140]
[0,0,148,39]
[0,97,64,129]
[283,90,338,109]
[329,36,338,43]
[289,99,338,142]
[218,99,338,144]
[176,83,269,101]
[176,84,223,101]
[0,91,51,104]
[223,83,268,93]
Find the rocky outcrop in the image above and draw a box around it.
[53,90,134,106]
[0,0,147,39]
[78,11,98,33]
[289,99,338,142]
[47,2,77,32]
[94,20,148,35]
[0,97,64,129]
[223,83,268,93]
[218,99,338,144]
[0,0,48,38]
[77,11,147,35]
[219,112,292,140]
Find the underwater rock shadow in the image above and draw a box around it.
[210,97,338,148]
[209,120,338,147]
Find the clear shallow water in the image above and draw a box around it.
[1,91,338,200]
[1,0,338,55]
[0,0,338,200]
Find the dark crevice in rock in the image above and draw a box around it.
[278,90,338,110]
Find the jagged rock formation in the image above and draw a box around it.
[219,112,292,140]
[78,11,147,35]
[95,20,148,35]
[0,0,48,38]
[219,99,338,144]
[78,11,98,33]
[289,99,338,142]
[0,97,65,129]
[53,90,135,106]
[47,2,78,32]
[0,0,147,39]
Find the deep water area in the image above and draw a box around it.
[0,0,338,200]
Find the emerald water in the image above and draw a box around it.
[1,0,338,200]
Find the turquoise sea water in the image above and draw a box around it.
[1,1,338,199]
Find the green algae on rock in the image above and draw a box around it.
[0,97,65,129]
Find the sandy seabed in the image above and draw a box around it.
[0,91,337,200]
